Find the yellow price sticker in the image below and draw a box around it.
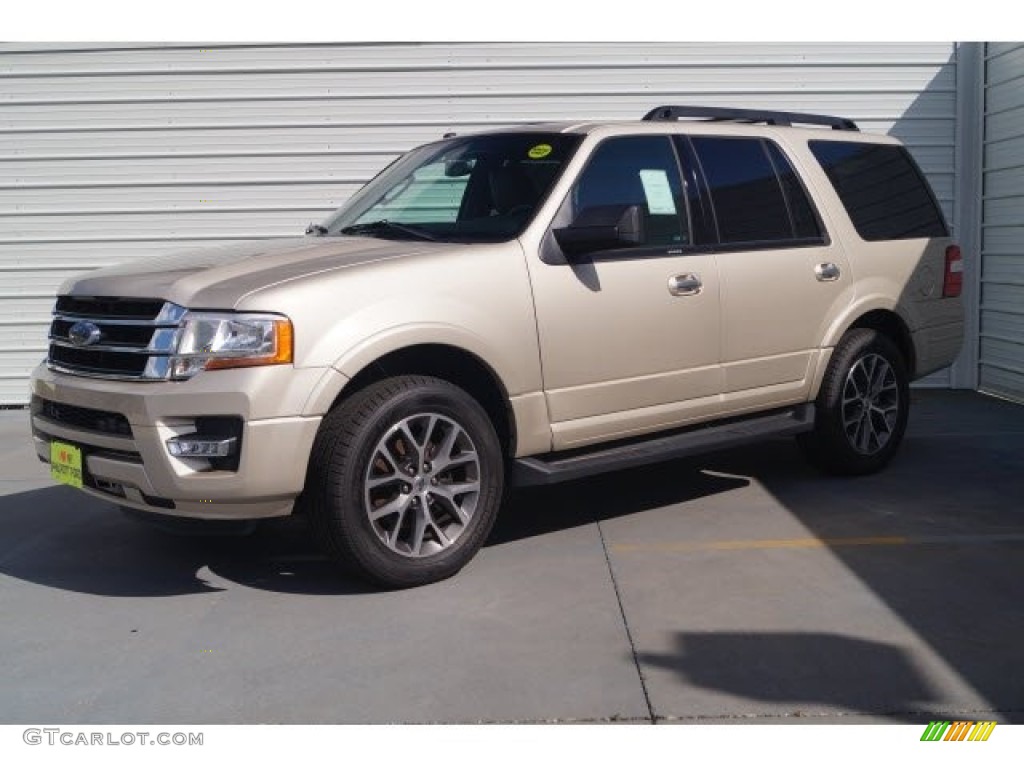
[50,440,83,489]
[528,143,553,159]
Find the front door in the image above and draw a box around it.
[525,135,723,450]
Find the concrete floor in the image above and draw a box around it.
[1,390,1022,724]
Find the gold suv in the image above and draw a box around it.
[30,106,965,587]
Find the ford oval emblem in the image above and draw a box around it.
[68,321,102,347]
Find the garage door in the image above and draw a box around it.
[980,42,1024,402]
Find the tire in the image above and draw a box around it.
[304,375,504,588]
[798,328,910,476]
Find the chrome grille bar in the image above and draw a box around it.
[47,297,186,381]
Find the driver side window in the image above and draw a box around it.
[572,136,689,247]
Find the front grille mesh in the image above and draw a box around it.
[31,395,133,437]
[49,346,149,377]
[47,296,184,380]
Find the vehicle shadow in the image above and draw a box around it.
[0,467,749,599]
[0,485,373,597]
[490,463,749,546]
[639,631,939,722]
[3,392,1021,725]
[686,391,1024,722]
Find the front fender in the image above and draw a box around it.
[332,321,516,390]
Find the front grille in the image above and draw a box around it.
[31,395,133,437]
[47,296,185,380]
[55,295,166,319]
[49,345,149,377]
[51,318,154,347]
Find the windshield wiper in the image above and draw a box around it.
[339,220,440,242]
[305,223,329,236]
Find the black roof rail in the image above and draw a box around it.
[642,105,859,132]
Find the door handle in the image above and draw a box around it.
[668,273,702,296]
[815,262,841,282]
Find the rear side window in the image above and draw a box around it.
[690,137,819,245]
[809,140,948,241]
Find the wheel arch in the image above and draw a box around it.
[810,302,916,401]
[846,309,916,379]
[799,322,912,476]
[823,299,916,378]
[329,343,517,458]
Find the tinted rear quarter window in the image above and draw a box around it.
[809,140,948,241]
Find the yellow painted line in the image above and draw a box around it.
[611,536,907,553]
[611,532,1024,554]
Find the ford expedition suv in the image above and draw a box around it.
[30,106,965,587]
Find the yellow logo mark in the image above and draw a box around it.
[528,144,552,159]
[921,720,996,741]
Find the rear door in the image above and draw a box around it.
[680,135,853,407]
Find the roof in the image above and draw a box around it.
[462,106,904,145]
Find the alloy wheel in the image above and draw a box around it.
[841,353,900,455]
[363,413,481,557]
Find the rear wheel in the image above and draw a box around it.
[798,328,910,475]
[305,375,504,588]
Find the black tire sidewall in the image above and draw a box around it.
[319,378,503,587]
[811,329,910,475]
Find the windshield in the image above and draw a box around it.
[320,133,583,243]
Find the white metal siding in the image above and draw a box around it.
[0,42,958,404]
[981,42,1024,402]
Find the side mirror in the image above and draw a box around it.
[553,204,645,258]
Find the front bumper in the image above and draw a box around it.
[30,363,335,520]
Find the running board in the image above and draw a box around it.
[513,405,815,487]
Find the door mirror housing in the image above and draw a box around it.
[553,204,645,258]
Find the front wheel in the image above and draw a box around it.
[798,329,910,476]
[304,375,504,588]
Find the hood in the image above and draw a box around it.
[61,236,447,309]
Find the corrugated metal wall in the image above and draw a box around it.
[0,42,958,404]
[981,42,1024,402]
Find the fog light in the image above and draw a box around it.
[166,435,238,458]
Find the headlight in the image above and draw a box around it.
[169,312,293,380]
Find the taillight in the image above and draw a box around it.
[943,244,963,298]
